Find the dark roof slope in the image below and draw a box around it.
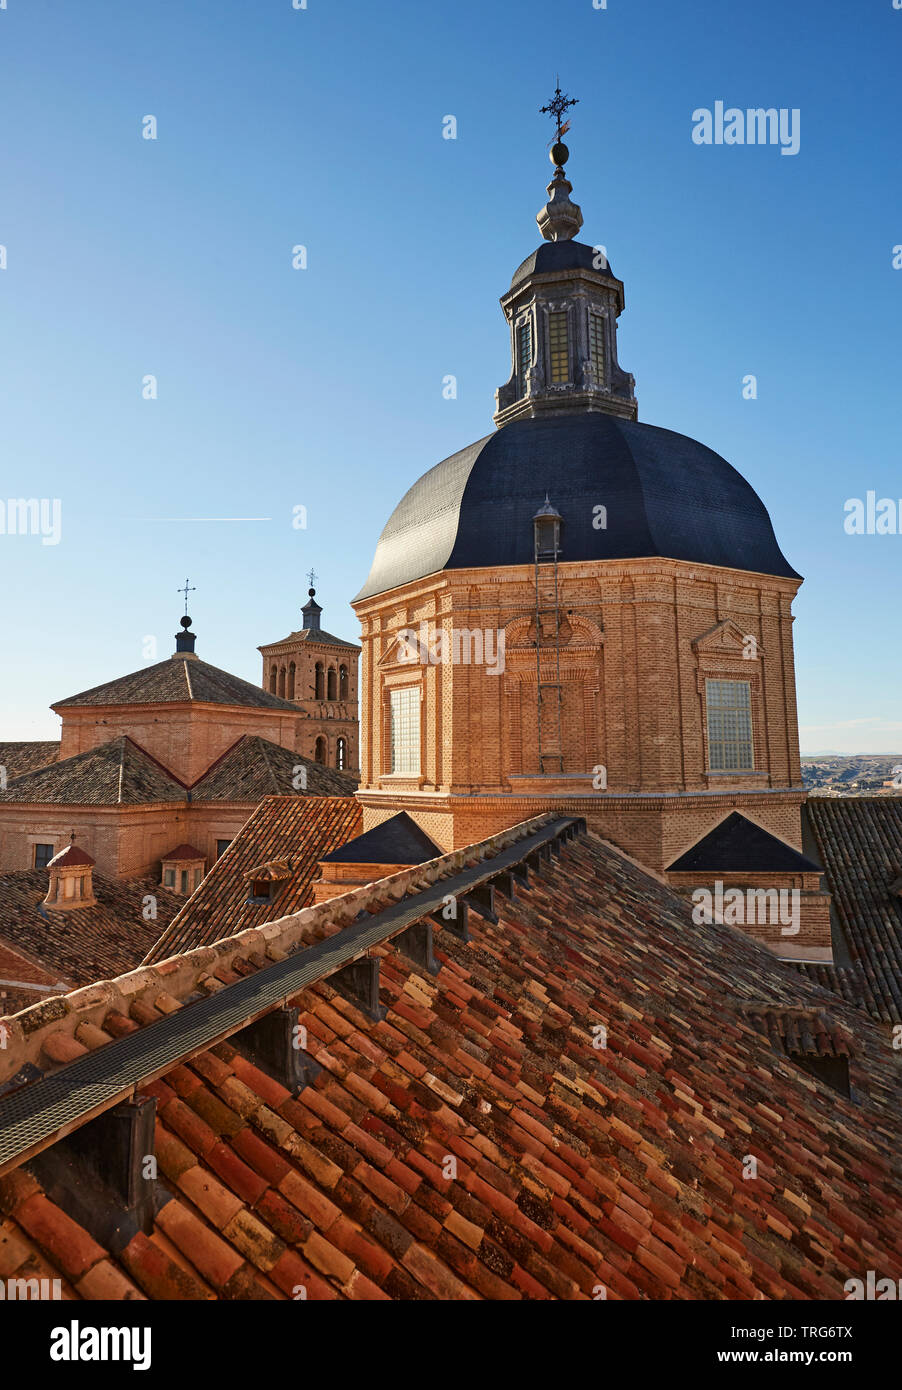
[54,657,299,712]
[0,737,185,806]
[191,736,358,801]
[260,628,360,651]
[0,743,60,779]
[0,827,899,1300]
[320,811,440,865]
[0,870,181,1007]
[510,239,618,289]
[796,797,902,1025]
[667,811,819,873]
[355,414,800,601]
[144,794,362,963]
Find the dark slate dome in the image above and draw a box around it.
[510,239,615,289]
[354,414,800,601]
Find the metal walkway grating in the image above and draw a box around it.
[0,817,582,1174]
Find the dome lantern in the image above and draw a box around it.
[494,89,637,428]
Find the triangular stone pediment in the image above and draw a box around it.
[377,627,429,669]
[691,619,764,659]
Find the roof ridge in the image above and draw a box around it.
[120,736,188,790]
[187,735,250,790]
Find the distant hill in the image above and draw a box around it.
[802,753,902,794]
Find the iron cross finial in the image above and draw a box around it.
[177,578,196,616]
[540,84,579,142]
[306,568,318,591]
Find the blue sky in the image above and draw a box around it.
[0,0,899,753]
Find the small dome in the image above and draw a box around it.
[355,414,799,602]
[510,239,615,289]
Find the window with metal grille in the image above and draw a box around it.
[33,843,54,869]
[516,319,532,390]
[390,686,420,775]
[706,679,753,770]
[548,311,570,384]
[589,312,605,380]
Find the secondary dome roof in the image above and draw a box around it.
[354,413,800,601]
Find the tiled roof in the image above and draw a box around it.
[321,811,440,865]
[0,742,60,779]
[53,657,299,712]
[260,628,360,651]
[0,871,182,1011]
[0,734,355,809]
[741,1006,854,1059]
[143,795,362,964]
[163,845,206,862]
[0,737,185,806]
[667,811,819,873]
[191,736,358,801]
[796,797,902,1025]
[0,824,899,1300]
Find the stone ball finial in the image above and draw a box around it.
[181,614,192,629]
[550,141,569,167]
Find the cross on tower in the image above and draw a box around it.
[177,578,196,616]
[540,83,579,142]
[306,568,318,591]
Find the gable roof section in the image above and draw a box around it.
[320,811,441,865]
[53,657,299,712]
[143,794,362,964]
[795,797,902,1025]
[191,735,358,801]
[0,742,60,779]
[0,821,898,1300]
[0,870,182,1009]
[0,737,186,806]
[667,811,819,873]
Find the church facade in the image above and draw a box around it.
[352,133,830,960]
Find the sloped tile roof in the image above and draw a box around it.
[260,628,360,651]
[796,797,902,1024]
[1,826,899,1301]
[0,743,60,779]
[53,657,299,712]
[0,870,182,1007]
[144,795,362,964]
[0,737,186,806]
[742,1005,854,1059]
[191,736,358,801]
[667,811,819,872]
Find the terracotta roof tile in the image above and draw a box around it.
[0,870,181,1012]
[799,797,902,1023]
[54,656,300,713]
[144,795,361,962]
[0,823,899,1300]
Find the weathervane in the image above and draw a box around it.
[540,81,579,145]
[177,578,196,616]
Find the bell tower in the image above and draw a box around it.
[259,574,361,774]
